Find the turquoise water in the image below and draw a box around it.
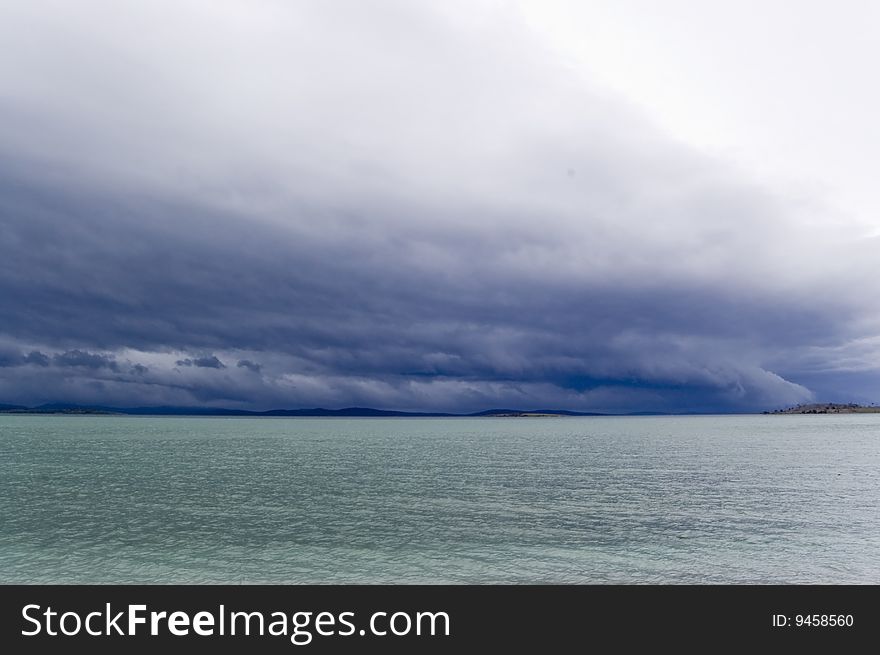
[1,414,878,583]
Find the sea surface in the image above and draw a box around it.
[1,414,878,584]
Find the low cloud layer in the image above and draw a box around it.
[0,1,877,412]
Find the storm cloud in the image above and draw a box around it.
[0,1,877,412]
[177,356,226,369]
[53,350,119,371]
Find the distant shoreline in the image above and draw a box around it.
[764,403,880,414]
[0,404,625,418]
[0,403,706,418]
[1,402,878,417]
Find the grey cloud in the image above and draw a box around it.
[237,359,262,373]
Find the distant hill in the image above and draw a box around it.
[0,403,610,417]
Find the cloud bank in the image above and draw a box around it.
[0,0,877,412]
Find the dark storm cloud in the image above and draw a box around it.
[53,350,119,371]
[237,360,262,373]
[0,348,51,368]
[176,356,226,369]
[0,1,876,411]
[24,351,50,367]
[0,348,22,368]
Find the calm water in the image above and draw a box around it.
[1,414,878,584]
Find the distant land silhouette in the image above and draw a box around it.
[3,402,877,417]
[0,403,880,418]
[0,403,662,417]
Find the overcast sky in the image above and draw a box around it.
[1,0,878,412]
